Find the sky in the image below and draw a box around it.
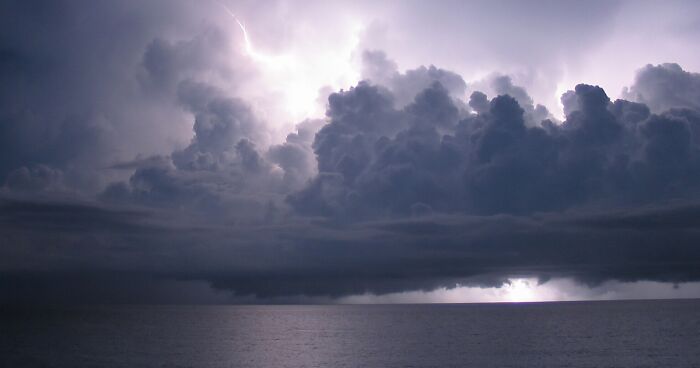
[2,0,700,304]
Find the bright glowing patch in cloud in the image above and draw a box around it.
[502,278,537,302]
[221,3,362,124]
[337,278,700,304]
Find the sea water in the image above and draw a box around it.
[2,299,699,367]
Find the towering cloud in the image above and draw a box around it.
[3,0,700,303]
[289,73,700,219]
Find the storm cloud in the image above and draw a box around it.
[3,0,700,303]
[290,77,700,218]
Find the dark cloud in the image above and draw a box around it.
[289,73,700,218]
[140,30,234,96]
[361,50,468,108]
[8,62,700,301]
[267,119,325,190]
[3,0,700,303]
[172,80,269,170]
[0,0,293,222]
[469,91,490,114]
[0,0,250,197]
[623,63,700,113]
[3,197,700,302]
[3,165,66,194]
[99,77,314,220]
[491,75,551,125]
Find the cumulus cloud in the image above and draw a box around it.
[4,0,700,303]
[623,63,700,113]
[172,80,269,169]
[99,77,319,220]
[8,60,700,301]
[289,69,700,219]
[0,0,265,198]
[361,50,468,108]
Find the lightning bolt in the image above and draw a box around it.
[217,1,290,68]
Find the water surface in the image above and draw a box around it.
[2,299,699,367]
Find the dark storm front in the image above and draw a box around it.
[2,300,699,368]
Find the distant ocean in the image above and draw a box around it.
[2,300,699,367]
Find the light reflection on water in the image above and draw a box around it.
[2,300,700,367]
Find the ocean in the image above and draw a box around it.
[2,299,699,367]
